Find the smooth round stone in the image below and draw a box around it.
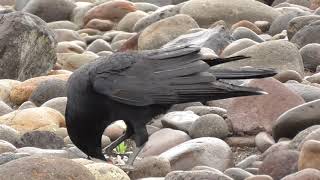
[0,152,30,165]
[285,82,320,102]
[29,79,67,106]
[47,21,79,30]
[0,107,65,133]
[261,141,290,160]
[10,74,70,105]
[189,114,230,139]
[184,106,227,117]
[83,0,136,25]
[117,10,148,32]
[140,128,191,157]
[133,4,182,32]
[0,140,16,154]
[165,170,233,180]
[0,101,12,116]
[146,125,160,136]
[85,163,130,180]
[259,150,299,180]
[161,111,199,133]
[84,19,114,31]
[311,0,320,9]
[17,101,37,110]
[287,15,320,40]
[112,32,136,43]
[97,51,113,57]
[225,136,255,147]
[291,20,320,48]
[0,156,95,179]
[269,9,310,36]
[71,3,94,27]
[221,38,258,57]
[56,41,85,54]
[254,21,271,33]
[0,79,21,104]
[214,40,305,76]
[245,175,273,180]
[16,147,82,159]
[17,131,64,149]
[288,125,320,150]
[223,78,305,135]
[83,35,111,44]
[306,72,320,83]
[0,125,19,145]
[111,39,126,51]
[160,137,233,171]
[103,120,126,141]
[78,28,102,36]
[224,168,254,180]
[273,70,303,83]
[72,158,94,166]
[300,43,320,72]
[138,14,199,50]
[134,2,159,12]
[21,0,76,22]
[180,0,280,27]
[282,168,320,180]
[255,132,275,153]
[231,20,262,34]
[57,51,99,71]
[54,127,68,139]
[101,135,111,149]
[298,140,320,170]
[86,39,112,53]
[41,97,67,116]
[298,128,320,150]
[236,155,260,169]
[191,166,224,174]
[129,156,171,180]
[285,0,311,7]
[272,99,320,141]
[232,27,264,43]
[54,29,84,42]
[168,102,203,112]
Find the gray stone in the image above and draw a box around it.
[288,125,320,150]
[160,137,233,171]
[0,152,30,165]
[138,14,199,50]
[297,128,320,150]
[189,114,230,139]
[163,25,233,55]
[168,102,203,112]
[0,101,12,116]
[300,43,320,71]
[236,155,260,169]
[262,141,290,160]
[184,106,227,117]
[273,99,320,141]
[0,156,95,179]
[224,168,254,180]
[16,147,83,159]
[0,125,20,145]
[291,20,320,48]
[232,27,265,43]
[87,39,112,53]
[161,111,199,132]
[287,15,320,40]
[255,132,275,152]
[18,101,37,110]
[282,168,320,180]
[0,140,16,154]
[221,38,258,57]
[54,29,83,42]
[117,10,148,32]
[22,0,76,22]
[213,40,305,76]
[0,12,57,81]
[41,97,67,116]
[16,131,64,149]
[29,79,67,106]
[133,4,182,32]
[134,2,159,12]
[165,170,233,180]
[71,3,94,27]
[285,82,320,102]
[273,70,303,83]
[180,0,280,27]
[47,21,79,30]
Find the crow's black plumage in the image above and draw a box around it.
[66,45,276,163]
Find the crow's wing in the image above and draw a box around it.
[90,45,264,106]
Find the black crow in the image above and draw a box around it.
[66,45,276,165]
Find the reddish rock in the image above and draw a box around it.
[231,20,262,34]
[227,78,304,135]
[83,0,136,25]
[310,0,320,10]
[84,19,114,31]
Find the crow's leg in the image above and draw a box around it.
[103,124,133,155]
[127,142,146,166]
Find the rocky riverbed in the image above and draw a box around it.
[0,0,320,179]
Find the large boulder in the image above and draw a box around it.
[21,0,76,22]
[291,20,320,48]
[0,12,57,81]
[180,0,281,27]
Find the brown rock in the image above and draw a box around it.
[255,132,275,153]
[85,163,130,180]
[231,20,262,34]
[299,140,320,170]
[84,19,114,31]
[0,156,95,180]
[311,0,320,10]
[104,120,126,141]
[282,168,320,180]
[9,74,69,105]
[225,136,256,147]
[83,0,136,25]
[140,128,191,157]
[274,70,303,83]
[227,78,304,134]
[0,107,65,133]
